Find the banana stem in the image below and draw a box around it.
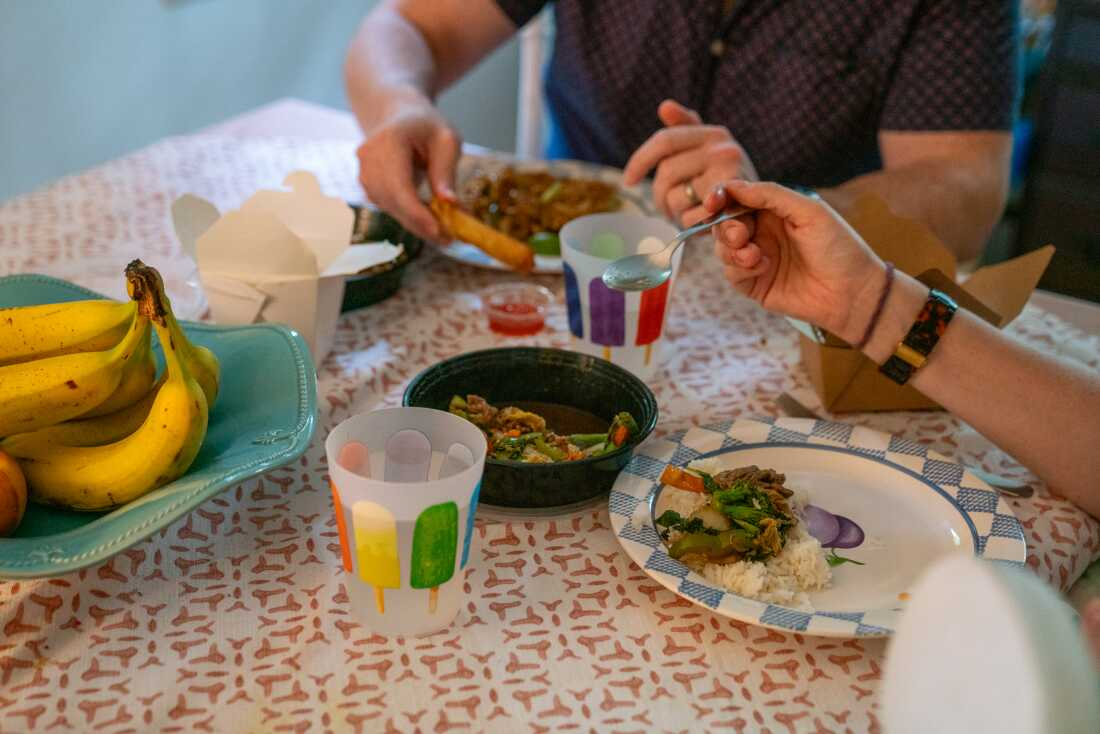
[125,260,192,384]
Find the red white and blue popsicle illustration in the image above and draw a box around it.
[635,279,671,366]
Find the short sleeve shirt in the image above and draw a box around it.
[494,0,1018,187]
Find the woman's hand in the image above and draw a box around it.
[623,100,758,228]
[355,95,462,241]
[705,180,887,344]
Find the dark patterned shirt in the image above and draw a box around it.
[495,0,1018,187]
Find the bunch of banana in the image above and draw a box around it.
[0,299,136,366]
[4,261,214,511]
[0,304,151,436]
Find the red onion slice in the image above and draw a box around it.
[802,504,841,547]
[831,515,865,549]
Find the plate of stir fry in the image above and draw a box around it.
[609,417,1027,637]
[437,152,653,274]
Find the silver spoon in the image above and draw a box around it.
[601,206,753,291]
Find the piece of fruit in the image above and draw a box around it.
[1,387,157,452]
[0,450,27,536]
[0,308,150,437]
[124,259,220,407]
[9,263,209,512]
[79,321,156,418]
[0,299,136,366]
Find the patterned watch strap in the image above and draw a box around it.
[880,289,958,385]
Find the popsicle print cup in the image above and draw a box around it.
[560,213,683,381]
[325,407,487,637]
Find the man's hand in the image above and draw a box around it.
[623,100,759,227]
[355,97,462,241]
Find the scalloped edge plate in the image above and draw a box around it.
[0,274,317,578]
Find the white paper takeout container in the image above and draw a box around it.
[171,171,403,367]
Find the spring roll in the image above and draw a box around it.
[430,197,535,273]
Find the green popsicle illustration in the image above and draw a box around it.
[353,500,401,614]
[410,501,459,613]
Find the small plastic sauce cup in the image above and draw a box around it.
[481,283,553,336]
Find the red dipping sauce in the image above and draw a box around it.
[482,283,553,336]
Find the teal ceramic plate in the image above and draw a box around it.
[0,274,317,578]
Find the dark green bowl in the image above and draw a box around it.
[341,206,425,312]
[403,347,658,508]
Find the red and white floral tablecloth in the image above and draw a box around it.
[0,135,1097,734]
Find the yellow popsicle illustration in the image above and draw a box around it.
[353,500,400,614]
[410,501,458,614]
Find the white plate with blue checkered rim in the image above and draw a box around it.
[609,416,1027,638]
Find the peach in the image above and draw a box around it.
[0,449,27,536]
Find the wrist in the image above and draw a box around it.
[364,86,436,131]
[835,259,888,345]
[861,273,929,364]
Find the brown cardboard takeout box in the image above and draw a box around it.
[796,195,1055,413]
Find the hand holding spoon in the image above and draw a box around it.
[601,206,753,291]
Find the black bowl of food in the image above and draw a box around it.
[341,206,425,312]
[403,347,658,508]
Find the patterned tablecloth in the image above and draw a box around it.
[0,135,1097,734]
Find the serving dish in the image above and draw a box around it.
[403,347,658,508]
[342,206,425,312]
[610,417,1027,638]
[438,152,654,274]
[0,274,317,578]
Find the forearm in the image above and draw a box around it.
[343,1,515,134]
[344,6,438,132]
[820,150,1009,261]
[857,273,1100,516]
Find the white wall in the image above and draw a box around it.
[0,0,519,202]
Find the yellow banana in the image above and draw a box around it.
[78,323,156,418]
[0,299,136,366]
[2,387,156,452]
[0,308,150,437]
[12,264,209,512]
[3,266,220,452]
[124,259,220,407]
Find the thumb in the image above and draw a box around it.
[426,126,462,200]
[658,99,702,127]
[721,180,820,228]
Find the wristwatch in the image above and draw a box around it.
[880,289,958,385]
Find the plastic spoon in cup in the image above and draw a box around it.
[601,206,752,291]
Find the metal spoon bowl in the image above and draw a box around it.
[600,206,752,291]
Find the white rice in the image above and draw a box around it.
[660,470,831,611]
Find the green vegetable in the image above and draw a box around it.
[568,433,606,448]
[539,181,563,204]
[527,232,561,256]
[655,510,717,540]
[492,432,542,461]
[533,436,565,461]
[668,529,755,560]
[826,549,865,567]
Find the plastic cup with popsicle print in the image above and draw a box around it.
[560,213,683,381]
[325,407,487,636]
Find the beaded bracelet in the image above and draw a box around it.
[854,263,895,351]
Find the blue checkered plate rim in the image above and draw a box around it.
[608,417,1027,638]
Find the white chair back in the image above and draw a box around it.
[515,10,552,159]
